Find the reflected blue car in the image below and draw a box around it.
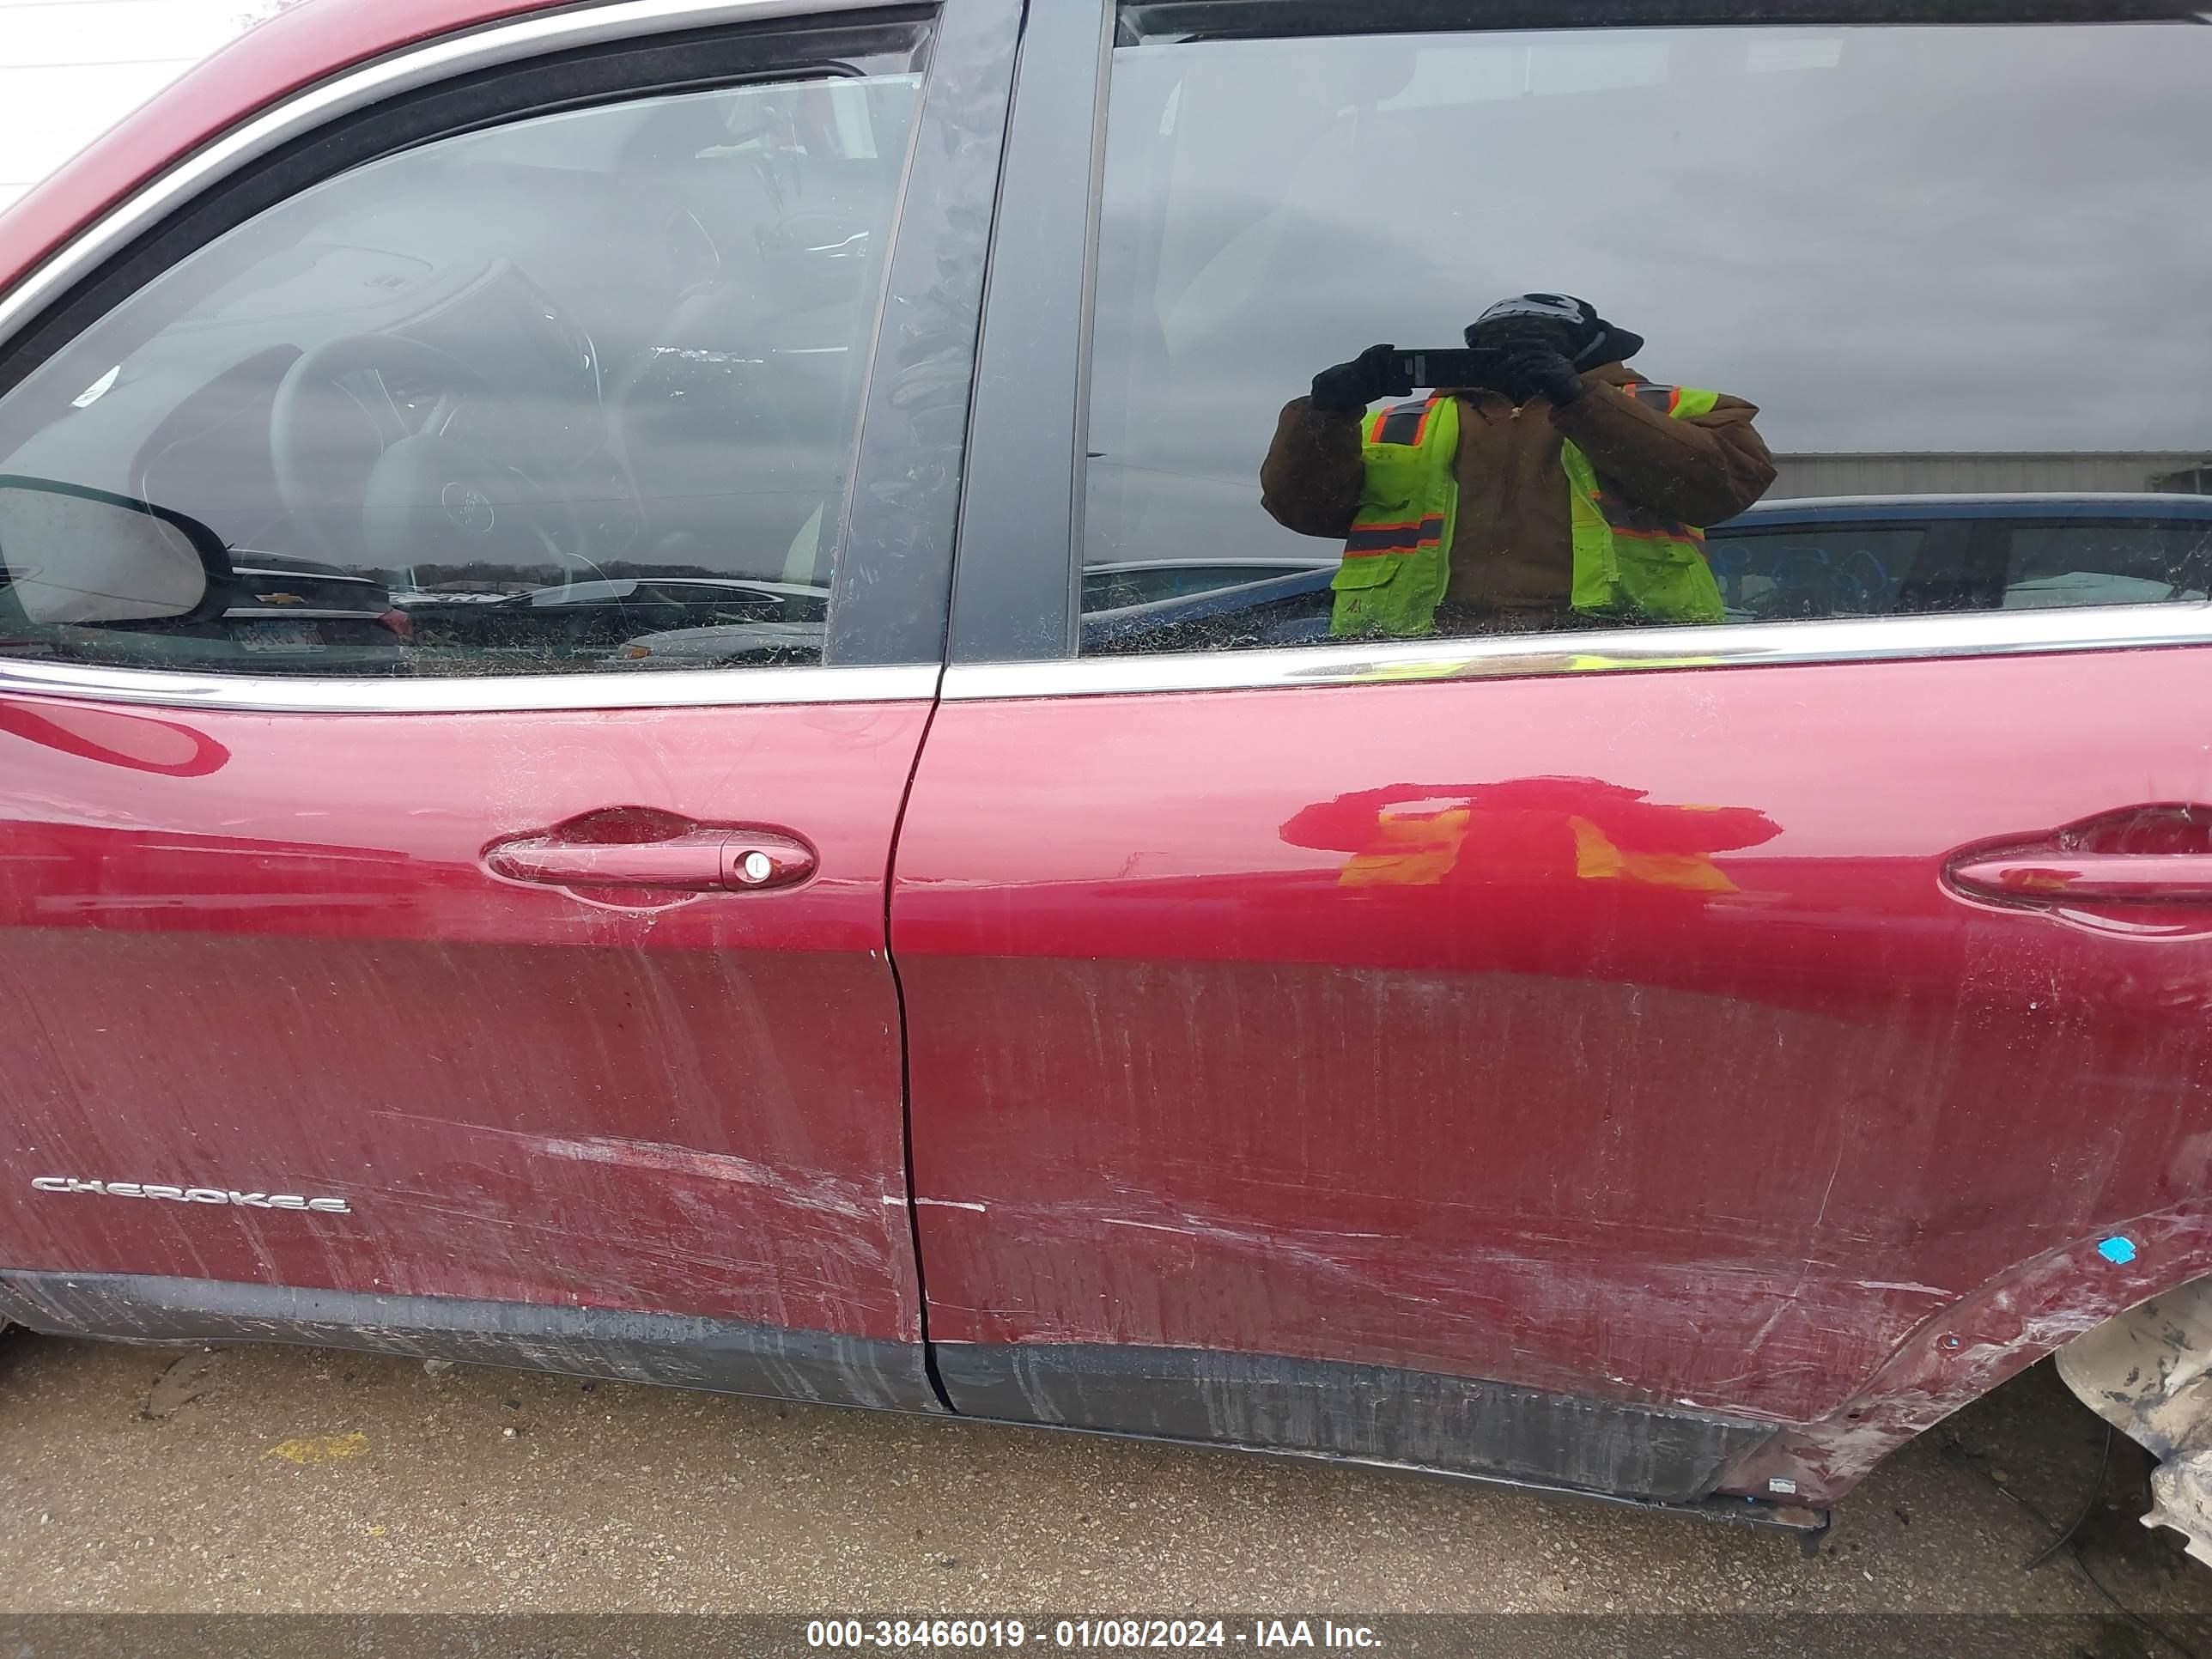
[1083,492,2212,651]
[1705,492,2212,619]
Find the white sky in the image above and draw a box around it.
[0,0,282,210]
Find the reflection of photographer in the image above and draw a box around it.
[1261,294,1776,637]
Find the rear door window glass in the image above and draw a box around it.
[1701,525,1928,621]
[2000,520,2212,606]
[1077,18,2212,653]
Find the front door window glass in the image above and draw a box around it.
[0,51,926,676]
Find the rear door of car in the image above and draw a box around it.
[892,0,2212,1508]
[0,0,1018,1402]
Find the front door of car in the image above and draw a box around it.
[0,0,1017,1403]
[893,4,2212,1505]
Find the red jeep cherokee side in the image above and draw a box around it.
[3,0,2210,1549]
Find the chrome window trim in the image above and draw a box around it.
[0,0,903,350]
[0,659,938,714]
[940,603,2212,699]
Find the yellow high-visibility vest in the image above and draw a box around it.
[1328,385,1729,637]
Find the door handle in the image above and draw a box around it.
[1947,852,2212,906]
[483,816,816,893]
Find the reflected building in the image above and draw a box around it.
[1767,451,2212,500]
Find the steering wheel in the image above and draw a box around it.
[269,333,595,579]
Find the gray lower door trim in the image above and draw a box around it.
[0,1271,1824,1526]
[0,1271,943,1413]
[933,1340,1774,1504]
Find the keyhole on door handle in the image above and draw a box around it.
[481,806,817,908]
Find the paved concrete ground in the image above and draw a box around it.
[0,1328,2208,1640]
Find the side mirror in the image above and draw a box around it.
[0,476,230,629]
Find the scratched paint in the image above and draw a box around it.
[895,649,2212,1501]
[0,696,934,1350]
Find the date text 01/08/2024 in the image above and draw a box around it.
[805,1622,1382,1649]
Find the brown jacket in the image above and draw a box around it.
[1258,362,1778,611]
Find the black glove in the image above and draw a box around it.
[1502,344,1585,407]
[1310,343,1413,415]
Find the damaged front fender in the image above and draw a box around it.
[2056,1274,2212,1565]
[1718,1206,2212,1510]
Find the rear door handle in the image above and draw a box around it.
[484,822,815,892]
[1947,852,2212,905]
